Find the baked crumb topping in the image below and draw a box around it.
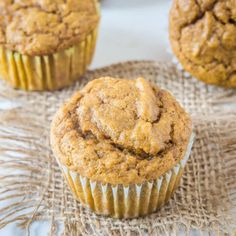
[169,0,236,87]
[0,0,99,55]
[51,77,192,184]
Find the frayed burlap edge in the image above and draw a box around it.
[0,61,235,235]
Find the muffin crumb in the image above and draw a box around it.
[51,77,192,184]
[0,0,99,55]
[169,0,236,87]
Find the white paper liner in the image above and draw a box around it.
[56,133,195,219]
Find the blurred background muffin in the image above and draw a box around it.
[169,0,236,88]
[0,0,100,91]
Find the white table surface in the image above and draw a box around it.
[0,0,206,235]
[92,0,172,69]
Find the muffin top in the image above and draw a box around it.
[169,0,236,87]
[0,0,99,56]
[51,77,192,185]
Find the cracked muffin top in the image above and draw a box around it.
[50,77,192,185]
[0,0,99,55]
[169,0,236,88]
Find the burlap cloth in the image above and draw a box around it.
[0,61,236,235]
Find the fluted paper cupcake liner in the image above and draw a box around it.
[0,29,98,91]
[56,134,195,219]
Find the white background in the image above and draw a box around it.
[1,0,204,235]
[91,0,172,69]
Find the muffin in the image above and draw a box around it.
[50,77,194,218]
[169,0,236,88]
[0,0,100,91]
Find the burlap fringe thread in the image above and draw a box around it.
[0,61,235,235]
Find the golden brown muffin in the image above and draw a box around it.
[169,0,236,88]
[51,77,192,184]
[51,77,193,218]
[0,0,100,91]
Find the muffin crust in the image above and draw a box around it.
[51,77,192,185]
[169,0,236,87]
[0,0,99,55]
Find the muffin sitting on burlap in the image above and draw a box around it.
[50,77,194,218]
[169,0,236,88]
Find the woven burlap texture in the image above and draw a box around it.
[0,61,235,235]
